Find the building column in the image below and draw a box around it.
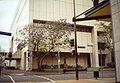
[91,27,99,67]
[28,54,33,71]
[110,0,120,82]
[26,51,33,71]
[90,53,93,67]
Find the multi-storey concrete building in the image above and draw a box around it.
[10,0,112,71]
[72,0,120,82]
[110,0,120,82]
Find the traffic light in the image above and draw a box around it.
[70,39,74,47]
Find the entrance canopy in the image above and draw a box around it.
[73,0,111,22]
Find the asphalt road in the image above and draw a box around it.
[44,71,115,80]
[0,75,55,83]
[0,71,115,83]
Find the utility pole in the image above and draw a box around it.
[73,0,79,80]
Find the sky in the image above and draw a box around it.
[0,0,18,52]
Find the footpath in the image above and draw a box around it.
[56,78,115,83]
[2,69,116,83]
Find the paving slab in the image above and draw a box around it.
[56,78,115,83]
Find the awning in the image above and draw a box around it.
[73,0,111,22]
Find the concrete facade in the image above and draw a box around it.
[110,0,120,82]
[10,0,112,71]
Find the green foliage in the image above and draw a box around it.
[41,64,84,69]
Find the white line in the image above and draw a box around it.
[34,75,56,83]
[8,75,15,83]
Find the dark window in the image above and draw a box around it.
[93,0,99,6]
[70,39,74,47]
[77,27,91,32]
[24,52,26,56]
[97,31,105,36]
[33,19,92,33]
[28,53,30,57]
[99,54,106,66]
[98,42,106,50]
[87,54,91,67]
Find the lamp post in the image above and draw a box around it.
[55,52,60,74]
[73,0,79,80]
[58,51,60,74]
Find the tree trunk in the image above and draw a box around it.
[37,57,41,71]
[36,52,49,72]
[38,53,48,72]
[37,47,53,72]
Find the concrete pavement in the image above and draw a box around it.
[56,78,115,83]
[1,69,115,83]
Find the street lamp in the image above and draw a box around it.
[58,51,60,74]
[55,52,60,74]
[73,0,79,80]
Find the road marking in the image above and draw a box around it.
[15,73,24,75]
[8,75,15,83]
[34,75,56,83]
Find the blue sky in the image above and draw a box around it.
[0,0,18,52]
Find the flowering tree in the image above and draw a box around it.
[15,21,71,71]
[96,21,112,51]
[96,21,114,67]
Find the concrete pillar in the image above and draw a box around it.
[91,27,99,67]
[28,54,33,71]
[26,52,29,71]
[110,0,120,82]
[90,53,93,67]
[26,51,33,71]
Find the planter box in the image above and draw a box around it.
[87,67,100,72]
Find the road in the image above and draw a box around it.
[0,75,55,83]
[0,71,115,83]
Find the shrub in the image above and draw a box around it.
[78,65,84,69]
